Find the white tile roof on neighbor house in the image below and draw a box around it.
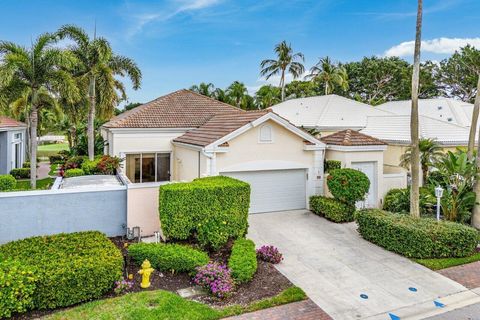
[269,94,393,130]
[376,98,475,128]
[360,115,474,146]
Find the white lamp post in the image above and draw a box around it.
[434,186,444,221]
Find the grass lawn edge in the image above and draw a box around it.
[414,252,480,271]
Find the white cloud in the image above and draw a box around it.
[384,37,480,57]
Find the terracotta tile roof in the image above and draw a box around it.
[173,110,270,147]
[0,116,26,128]
[320,129,386,146]
[103,89,244,128]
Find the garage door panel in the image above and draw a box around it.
[222,169,306,214]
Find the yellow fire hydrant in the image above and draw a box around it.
[138,259,154,289]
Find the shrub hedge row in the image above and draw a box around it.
[355,209,478,258]
[159,176,250,250]
[128,243,209,273]
[64,168,85,178]
[0,231,123,310]
[228,239,257,283]
[0,174,16,191]
[9,168,30,179]
[309,196,355,222]
[383,187,436,216]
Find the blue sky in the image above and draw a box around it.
[1,0,479,106]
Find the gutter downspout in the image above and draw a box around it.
[201,149,216,176]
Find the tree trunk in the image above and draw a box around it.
[422,164,428,186]
[471,76,480,228]
[30,105,38,189]
[280,70,286,101]
[87,76,96,161]
[409,0,423,218]
[467,76,480,160]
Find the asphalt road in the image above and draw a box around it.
[425,303,480,320]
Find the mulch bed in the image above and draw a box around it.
[12,236,294,319]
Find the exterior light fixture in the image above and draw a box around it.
[434,186,444,221]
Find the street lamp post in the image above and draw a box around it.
[434,185,444,221]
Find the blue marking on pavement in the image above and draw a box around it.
[434,300,445,308]
[360,293,368,299]
[389,313,401,320]
[408,287,417,292]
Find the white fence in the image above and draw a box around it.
[382,172,407,199]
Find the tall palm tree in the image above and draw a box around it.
[463,46,480,160]
[190,82,215,97]
[469,52,480,228]
[409,0,423,218]
[57,24,142,160]
[400,138,443,185]
[260,41,305,101]
[306,57,349,95]
[226,81,247,108]
[254,85,281,109]
[0,33,78,188]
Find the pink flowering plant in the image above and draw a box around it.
[256,245,283,264]
[113,279,134,295]
[192,262,234,299]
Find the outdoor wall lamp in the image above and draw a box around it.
[434,185,444,221]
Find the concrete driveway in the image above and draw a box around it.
[248,210,472,320]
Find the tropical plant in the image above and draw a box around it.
[0,33,79,188]
[226,81,247,108]
[306,57,348,95]
[260,41,305,101]
[254,85,281,109]
[400,138,443,185]
[190,82,215,97]
[56,24,142,161]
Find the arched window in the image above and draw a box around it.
[259,124,273,143]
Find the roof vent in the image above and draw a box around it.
[437,106,443,110]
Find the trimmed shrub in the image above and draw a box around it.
[324,160,341,173]
[383,187,436,216]
[0,174,17,191]
[159,176,250,250]
[81,155,121,175]
[22,162,31,168]
[355,209,478,258]
[0,231,123,310]
[193,262,234,299]
[310,195,355,222]
[256,245,283,264]
[228,239,257,283]
[0,259,37,318]
[128,243,209,273]
[49,155,65,164]
[81,159,99,175]
[327,168,370,205]
[64,168,85,178]
[64,156,86,170]
[9,168,30,179]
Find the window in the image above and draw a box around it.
[259,124,273,143]
[125,152,171,183]
[13,133,22,141]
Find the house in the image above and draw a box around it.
[0,116,27,175]
[102,89,325,214]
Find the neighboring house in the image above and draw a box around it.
[102,89,325,214]
[0,116,27,175]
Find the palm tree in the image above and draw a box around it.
[190,82,215,97]
[260,41,305,101]
[400,138,443,185]
[254,85,281,109]
[306,57,349,95]
[409,0,423,218]
[226,81,247,108]
[57,24,142,160]
[462,46,480,160]
[0,33,78,188]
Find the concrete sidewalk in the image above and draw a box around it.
[248,210,471,320]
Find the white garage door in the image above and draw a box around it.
[222,169,307,214]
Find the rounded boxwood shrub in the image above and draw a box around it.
[383,188,436,216]
[327,168,370,205]
[228,239,257,283]
[9,168,30,179]
[0,174,17,191]
[0,231,123,310]
[0,259,37,318]
[64,168,85,178]
[159,176,250,250]
[310,195,355,222]
[355,209,478,258]
[128,243,209,273]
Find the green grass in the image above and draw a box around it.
[43,286,306,320]
[14,178,54,191]
[415,252,480,270]
[37,143,69,158]
[49,163,59,176]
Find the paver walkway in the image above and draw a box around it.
[248,210,469,319]
[438,261,480,289]
[37,161,51,179]
[225,300,332,320]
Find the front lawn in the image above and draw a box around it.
[43,287,306,320]
[415,252,480,270]
[14,177,54,190]
[37,143,69,157]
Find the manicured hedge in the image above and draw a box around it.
[228,239,257,283]
[327,168,370,205]
[324,160,341,173]
[9,168,30,179]
[383,187,436,216]
[64,168,85,178]
[0,174,16,191]
[49,155,65,164]
[0,259,37,318]
[128,243,209,273]
[355,209,478,258]
[309,196,355,222]
[80,155,121,175]
[0,231,123,310]
[159,176,250,250]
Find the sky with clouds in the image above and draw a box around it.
[1,0,479,105]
